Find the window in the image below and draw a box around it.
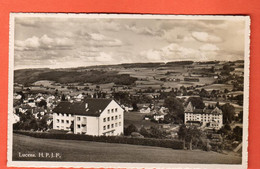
[61,120,64,123]
[77,125,80,128]
[111,109,114,113]
[115,123,118,127]
[107,117,110,121]
[111,116,114,120]
[83,117,86,120]
[107,125,110,129]
[115,116,118,120]
[66,120,69,124]
[82,124,86,127]
[119,122,121,126]
[77,117,81,121]
[119,115,121,119]
[115,108,118,112]
[57,126,59,128]
[111,124,114,128]
[66,127,70,129]
[57,119,60,123]
[103,126,106,130]
[108,109,110,114]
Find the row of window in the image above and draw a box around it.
[57,119,73,124]
[77,116,87,121]
[107,108,118,114]
[186,113,222,117]
[56,126,70,130]
[186,115,220,119]
[56,113,71,117]
[103,122,121,130]
[103,115,121,122]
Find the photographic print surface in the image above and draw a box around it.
[8,13,250,169]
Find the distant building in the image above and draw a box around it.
[52,98,124,136]
[184,102,223,130]
[11,113,20,124]
[140,106,151,114]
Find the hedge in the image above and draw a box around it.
[14,130,183,149]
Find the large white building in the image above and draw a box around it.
[52,98,124,136]
[184,102,223,130]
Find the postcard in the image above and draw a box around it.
[8,13,250,169]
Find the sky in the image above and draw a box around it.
[13,16,246,69]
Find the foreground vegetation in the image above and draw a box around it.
[13,134,242,164]
[14,130,183,149]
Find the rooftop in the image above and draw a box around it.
[53,98,113,117]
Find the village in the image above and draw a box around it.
[12,60,244,153]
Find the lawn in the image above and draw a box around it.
[13,134,242,164]
[124,111,158,129]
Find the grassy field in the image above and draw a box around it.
[13,134,242,164]
[124,111,158,129]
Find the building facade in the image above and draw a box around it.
[184,102,223,130]
[52,99,124,136]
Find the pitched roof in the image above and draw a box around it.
[185,102,194,112]
[53,98,113,117]
[185,106,223,115]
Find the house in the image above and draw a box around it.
[184,102,223,130]
[52,98,124,136]
[153,113,165,121]
[140,106,151,114]
[11,113,20,124]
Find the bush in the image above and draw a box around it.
[14,130,183,149]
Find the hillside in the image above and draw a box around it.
[14,69,137,86]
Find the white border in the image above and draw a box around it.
[7,13,250,169]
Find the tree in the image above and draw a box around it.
[186,126,202,150]
[163,97,184,122]
[70,121,74,132]
[38,115,48,131]
[218,124,232,136]
[61,94,66,101]
[38,100,47,108]
[187,97,205,109]
[238,111,243,123]
[132,102,138,111]
[199,88,209,98]
[221,103,235,124]
[139,126,150,137]
[233,126,243,141]
[149,126,166,139]
[178,124,188,149]
[124,124,138,136]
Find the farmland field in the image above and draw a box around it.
[13,134,242,164]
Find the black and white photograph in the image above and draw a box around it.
[8,14,250,168]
